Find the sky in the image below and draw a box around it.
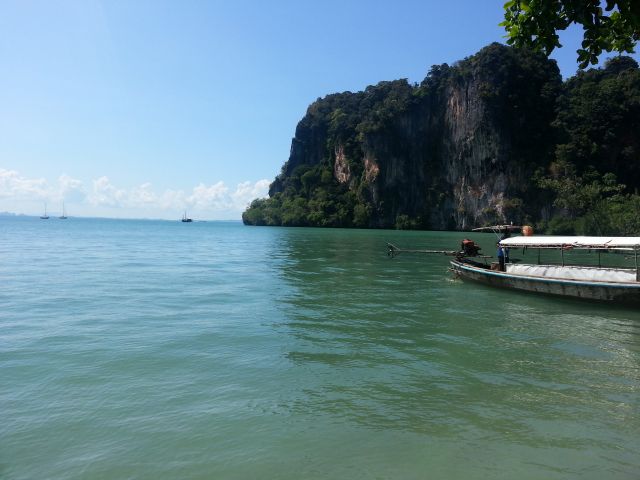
[1,0,638,219]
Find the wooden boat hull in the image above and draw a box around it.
[450,259,640,304]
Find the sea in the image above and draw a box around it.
[2,216,639,479]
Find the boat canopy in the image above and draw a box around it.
[499,236,640,250]
[505,263,637,282]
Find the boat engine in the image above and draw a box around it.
[461,239,481,257]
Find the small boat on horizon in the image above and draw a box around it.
[59,201,67,219]
[40,203,49,219]
[181,211,193,222]
[388,225,640,305]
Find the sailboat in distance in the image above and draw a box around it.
[40,203,49,219]
[181,211,193,222]
[59,202,67,219]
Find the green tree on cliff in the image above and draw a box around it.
[535,56,640,234]
[502,0,640,67]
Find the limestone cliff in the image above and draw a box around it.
[249,44,562,229]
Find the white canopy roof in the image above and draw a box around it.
[499,236,640,250]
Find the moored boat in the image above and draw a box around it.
[40,203,49,219]
[389,228,640,304]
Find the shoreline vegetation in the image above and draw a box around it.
[243,44,640,236]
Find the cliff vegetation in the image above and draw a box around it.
[243,44,640,234]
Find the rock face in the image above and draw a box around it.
[261,44,562,229]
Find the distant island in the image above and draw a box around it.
[243,43,640,235]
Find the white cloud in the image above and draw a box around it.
[85,177,271,217]
[57,174,86,202]
[157,189,186,210]
[88,176,126,207]
[130,182,157,205]
[0,169,271,218]
[187,181,230,210]
[231,179,270,209]
[0,169,49,199]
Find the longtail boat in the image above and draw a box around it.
[388,226,640,304]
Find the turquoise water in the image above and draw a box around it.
[1,217,639,479]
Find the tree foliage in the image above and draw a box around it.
[245,44,560,229]
[502,0,640,67]
[244,45,640,234]
[241,163,371,228]
[535,56,640,234]
[554,56,640,184]
[537,163,640,235]
[244,78,427,229]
